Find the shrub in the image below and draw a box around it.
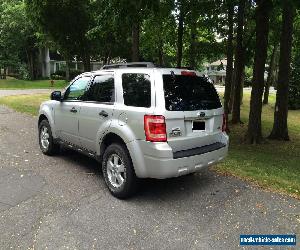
[51,69,83,80]
[50,74,64,80]
[17,64,30,80]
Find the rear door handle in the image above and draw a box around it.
[99,110,108,117]
[70,107,78,113]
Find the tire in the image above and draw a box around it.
[102,143,138,199]
[38,119,60,155]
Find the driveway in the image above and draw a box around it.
[0,105,299,249]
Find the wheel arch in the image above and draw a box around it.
[99,132,147,178]
[38,114,48,125]
[38,108,57,138]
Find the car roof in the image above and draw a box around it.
[80,67,201,77]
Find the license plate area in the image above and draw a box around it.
[193,120,205,131]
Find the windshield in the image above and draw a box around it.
[163,75,222,111]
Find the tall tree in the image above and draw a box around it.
[231,0,246,124]
[223,1,234,129]
[132,23,140,62]
[140,0,175,66]
[177,0,185,67]
[111,0,159,62]
[0,0,37,79]
[263,43,279,104]
[26,0,93,75]
[189,8,197,69]
[263,5,281,105]
[269,0,295,140]
[246,0,272,144]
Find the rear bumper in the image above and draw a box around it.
[127,134,229,179]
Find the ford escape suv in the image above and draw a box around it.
[38,62,229,198]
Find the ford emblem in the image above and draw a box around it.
[199,112,205,118]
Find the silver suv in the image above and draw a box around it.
[38,63,229,198]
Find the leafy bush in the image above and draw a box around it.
[17,64,30,80]
[51,74,64,80]
[51,69,83,80]
[288,56,300,110]
[53,70,66,77]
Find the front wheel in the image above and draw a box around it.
[102,143,138,199]
[38,120,60,155]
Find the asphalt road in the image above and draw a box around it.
[0,104,299,250]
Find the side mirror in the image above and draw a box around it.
[51,91,62,101]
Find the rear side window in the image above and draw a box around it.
[85,75,114,102]
[163,75,222,111]
[122,73,151,107]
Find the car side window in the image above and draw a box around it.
[84,75,115,103]
[64,76,91,101]
[122,73,151,108]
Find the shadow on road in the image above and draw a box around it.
[55,147,218,201]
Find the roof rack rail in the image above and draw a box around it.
[101,62,155,70]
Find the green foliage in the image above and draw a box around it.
[17,63,31,80]
[288,55,300,110]
[0,0,35,71]
[140,0,176,65]
[51,70,83,80]
[26,0,93,63]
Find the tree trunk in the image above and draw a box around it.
[82,51,91,72]
[177,3,184,68]
[240,68,245,105]
[66,60,70,81]
[29,51,35,80]
[189,18,196,69]
[246,0,272,144]
[3,67,7,79]
[224,2,234,125]
[25,48,33,80]
[158,39,164,66]
[131,22,140,62]
[269,1,295,141]
[231,0,246,124]
[263,43,278,104]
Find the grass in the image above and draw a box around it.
[0,91,299,199]
[0,77,68,89]
[0,94,49,116]
[215,93,300,199]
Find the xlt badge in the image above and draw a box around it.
[170,127,182,137]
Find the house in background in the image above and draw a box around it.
[202,58,269,86]
[203,59,227,85]
[39,48,103,78]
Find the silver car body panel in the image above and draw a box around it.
[39,67,229,179]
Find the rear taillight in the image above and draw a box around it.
[222,114,227,132]
[144,115,167,142]
[181,71,196,76]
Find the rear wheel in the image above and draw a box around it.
[102,143,138,199]
[38,120,60,155]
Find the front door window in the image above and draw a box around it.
[64,76,91,101]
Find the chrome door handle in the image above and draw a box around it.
[99,110,108,117]
[70,107,77,113]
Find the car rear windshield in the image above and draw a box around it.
[163,74,222,111]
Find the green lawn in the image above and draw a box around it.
[0,91,299,199]
[215,93,300,199]
[0,77,68,89]
[0,94,49,115]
